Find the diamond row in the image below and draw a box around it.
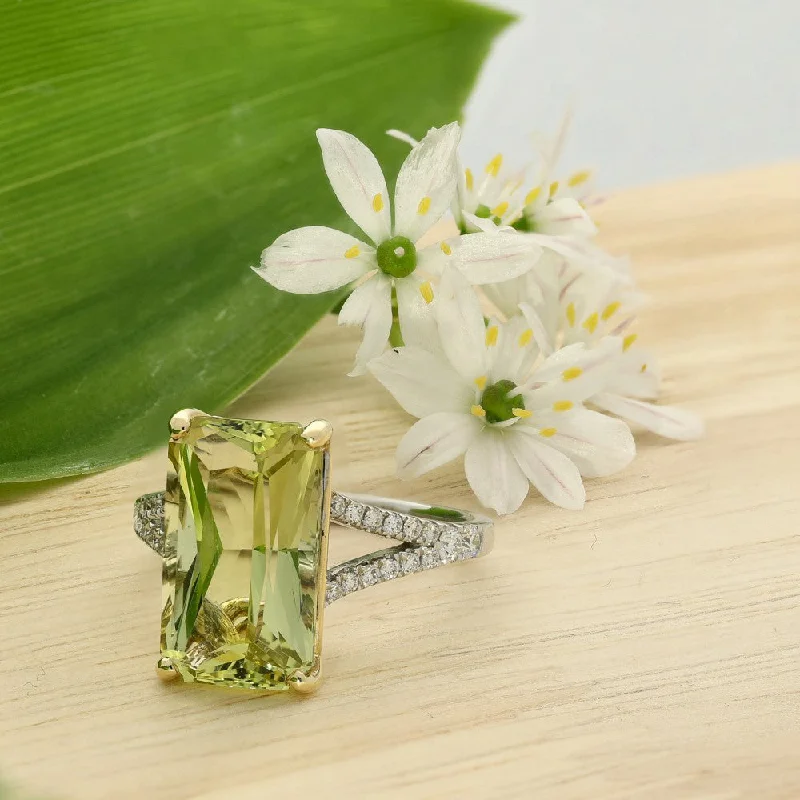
[324,526,485,606]
[329,491,481,548]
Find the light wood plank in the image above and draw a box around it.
[2,163,799,799]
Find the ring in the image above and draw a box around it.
[133,409,493,695]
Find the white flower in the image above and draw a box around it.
[257,124,537,375]
[439,132,617,330]
[368,271,635,514]
[512,174,597,239]
[393,116,599,249]
[453,118,597,240]
[525,272,704,441]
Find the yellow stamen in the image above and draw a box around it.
[440,241,452,256]
[485,326,499,346]
[419,281,434,304]
[518,328,533,347]
[471,405,486,418]
[562,366,583,382]
[549,180,559,198]
[601,301,621,321]
[512,408,532,419]
[539,427,557,438]
[623,333,638,351]
[485,153,503,176]
[565,302,576,327]
[465,168,474,191]
[640,363,647,373]
[582,312,599,334]
[491,201,509,217]
[524,186,541,206]
[567,169,592,187]
[344,245,360,259]
[417,196,431,215]
[474,375,487,390]
[372,193,384,212]
[553,400,573,412]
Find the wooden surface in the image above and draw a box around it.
[2,164,799,799]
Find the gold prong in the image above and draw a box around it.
[288,662,322,695]
[301,419,333,449]
[169,408,207,439]
[156,656,179,681]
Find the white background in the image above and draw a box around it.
[462,0,800,188]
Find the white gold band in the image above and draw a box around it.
[134,491,493,605]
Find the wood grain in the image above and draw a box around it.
[1,164,799,799]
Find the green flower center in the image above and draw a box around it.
[377,236,417,278]
[480,379,525,424]
[474,203,492,219]
[512,215,534,232]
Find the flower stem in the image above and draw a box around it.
[389,285,404,347]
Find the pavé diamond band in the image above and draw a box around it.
[134,409,493,695]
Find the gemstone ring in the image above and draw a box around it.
[133,409,493,695]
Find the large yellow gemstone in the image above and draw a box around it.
[161,414,329,691]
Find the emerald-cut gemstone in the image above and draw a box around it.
[161,414,329,691]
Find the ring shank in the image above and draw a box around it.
[133,491,493,606]
[326,492,493,604]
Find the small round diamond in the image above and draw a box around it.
[419,520,439,546]
[359,564,381,588]
[344,501,365,527]
[421,547,442,569]
[434,541,454,563]
[339,571,359,595]
[398,550,421,574]
[378,556,400,581]
[325,582,342,605]
[382,511,404,537]
[330,493,347,519]
[437,526,462,560]
[363,506,385,532]
[402,516,423,542]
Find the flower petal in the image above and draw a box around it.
[396,412,480,478]
[450,231,541,285]
[255,226,373,293]
[394,122,460,243]
[533,197,597,237]
[592,393,705,441]
[464,430,530,515]
[394,274,438,350]
[507,427,586,510]
[525,233,611,268]
[519,300,555,357]
[435,268,489,382]
[368,346,471,418]
[483,271,543,319]
[525,336,622,407]
[489,313,541,385]
[461,211,505,234]
[316,129,391,244]
[605,347,660,399]
[338,274,392,376]
[544,409,635,477]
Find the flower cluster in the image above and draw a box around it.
[254,122,702,515]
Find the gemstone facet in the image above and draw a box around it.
[161,413,329,692]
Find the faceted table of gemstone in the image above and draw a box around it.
[161,415,328,691]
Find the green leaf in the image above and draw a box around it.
[0,0,513,483]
